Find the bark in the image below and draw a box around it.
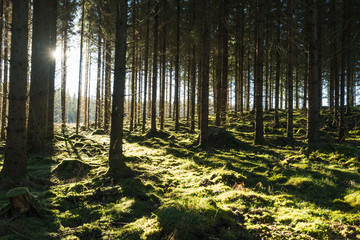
[150,0,159,132]
[83,39,89,129]
[199,0,209,146]
[220,0,228,126]
[1,0,29,179]
[95,33,102,128]
[108,0,130,177]
[307,0,320,144]
[174,0,180,132]
[47,0,57,140]
[61,1,68,128]
[27,0,52,152]
[76,0,85,134]
[130,0,136,132]
[1,0,9,140]
[142,0,150,133]
[160,12,166,130]
[254,0,264,145]
[287,0,294,139]
[274,0,281,127]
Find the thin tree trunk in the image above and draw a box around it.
[199,0,209,146]
[83,39,89,129]
[274,0,281,127]
[95,35,102,128]
[254,0,265,145]
[287,0,294,139]
[142,0,150,133]
[174,0,180,132]
[76,0,85,134]
[150,0,159,132]
[160,19,166,130]
[1,0,9,140]
[61,2,68,128]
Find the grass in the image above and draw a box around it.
[0,107,360,239]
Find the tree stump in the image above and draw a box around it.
[1,187,39,217]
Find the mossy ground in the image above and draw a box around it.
[0,107,360,239]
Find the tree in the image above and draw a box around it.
[76,0,85,134]
[287,0,294,139]
[199,0,210,146]
[48,0,57,139]
[254,0,265,145]
[174,0,180,132]
[1,0,9,140]
[0,0,29,179]
[150,0,159,133]
[108,0,131,177]
[307,0,320,144]
[142,0,150,133]
[27,0,53,152]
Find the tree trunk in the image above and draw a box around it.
[307,0,320,144]
[61,1,68,129]
[274,0,281,127]
[47,0,57,140]
[0,0,29,179]
[254,0,264,145]
[160,15,166,130]
[174,0,180,132]
[76,0,85,134]
[287,0,294,139]
[83,39,89,129]
[27,0,52,152]
[199,0,209,146]
[108,0,130,177]
[142,0,150,133]
[1,0,9,140]
[150,0,159,133]
[95,34,102,128]
[220,0,228,126]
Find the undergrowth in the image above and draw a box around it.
[0,107,360,239]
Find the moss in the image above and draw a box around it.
[344,191,360,208]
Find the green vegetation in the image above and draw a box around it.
[1,108,360,239]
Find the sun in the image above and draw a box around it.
[51,48,61,60]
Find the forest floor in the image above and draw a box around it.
[0,108,360,240]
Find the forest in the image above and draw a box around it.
[0,0,360,239]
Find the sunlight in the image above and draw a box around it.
[51,48,61,60]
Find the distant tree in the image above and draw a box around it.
[108,0,131,177]
[0,0,29,179]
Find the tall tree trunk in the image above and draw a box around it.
[254,0,264,145]
[61,1,68,128]
[190,0,196,131]
[95,35,102,128]
[239,2,244,114]
[130,0,136,132]
[274,0,281,127]
[83,39,89,129]
[174,0,180,132]
[0,0,29,179]
[27,0,52,152]
[338,0,347,141]
[220,0,228,126]
[142,0,150,133]
[1,0,9,140]
[150,0,159,133]
[160,17,166,130]
[199,0,209,146]
[76,0,85,134]
[108,0,130,177]
[47,0,57,140]
[287,0,294,139]
[307,0,320,144]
